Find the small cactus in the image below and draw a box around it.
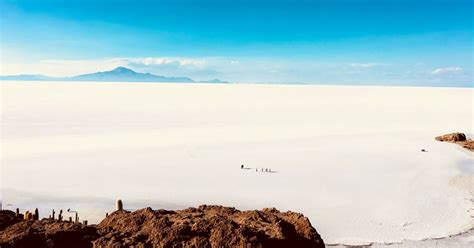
[24,211,34,220]
[106,212,109,217]
[24,211,30,220]
[68,217,72,222]
[34,208,39,220]
[75,212,79,223]
[15,208,19,217]
[116,199,123,211]
[83,220,88,226]
[58,210,63,221]
[52,209,55,220]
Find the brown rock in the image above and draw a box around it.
[460,140,474,152]
[0,210,21,231]
[0,217,97,248]
[0,206,325,248]
[94,205,324,248]
[436,132,473,152]
[435,132,467,142]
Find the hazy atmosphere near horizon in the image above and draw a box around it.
[1,1,474,248]
[0,0,472,86]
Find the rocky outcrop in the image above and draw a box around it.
[459,140,474,151]
[0,214,97,248]
[436,133,467,142]
[0,206,325,248]
[436,132,473,152]
[0,211,21,231]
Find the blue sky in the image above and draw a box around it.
[0,0,472,86]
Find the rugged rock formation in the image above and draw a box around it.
[436,132,474,152]
[0,206,325,248]
[0,211,20,231]
[0,217,97,248]
[436,133,467,142]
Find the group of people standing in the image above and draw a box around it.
[240,164,273,173]
[256,168,272,173]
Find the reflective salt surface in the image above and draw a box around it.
[1,82,473,245]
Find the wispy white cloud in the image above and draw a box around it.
[124,57,243,80]
[349,63,389,68]
[431,67,463,75]
[126,57,207,68]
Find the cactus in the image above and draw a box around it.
[116,199,123,211]
[75,212,79,223]
[58,210,63,221]
[24,211,34,220]
[34,208,39,220]
[106,212,109,217]
[52,209,55,220]
[68,217,72,222]
[83,220,88,226]
[15,208,19,217]
[24,211,30,220]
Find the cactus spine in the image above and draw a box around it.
[116,199,123,211]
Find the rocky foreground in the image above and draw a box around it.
[435,132,474,152]
[0,205,325,248]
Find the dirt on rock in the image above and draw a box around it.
[0,206,325,248]
[436,132,473,152]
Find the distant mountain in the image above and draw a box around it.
[0,74,55,81]
[198,79,229,84]
[0,67,228,83]
[68,67,194,82]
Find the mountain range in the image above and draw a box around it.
[0,67,229,83]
